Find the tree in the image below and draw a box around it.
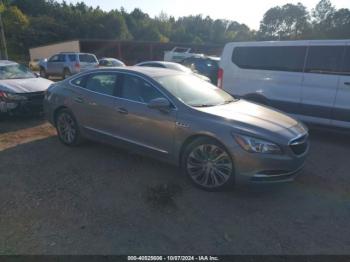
[259,3,310,40]
[312,0,335,23]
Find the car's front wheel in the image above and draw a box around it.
[182,137,235,191]
[55,109,82,146]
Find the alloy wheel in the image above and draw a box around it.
[186,144,233,188]
[57,112,77,144]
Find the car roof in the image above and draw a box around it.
[95,66,182,78]
[0,60,18,66]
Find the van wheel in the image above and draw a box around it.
[39,68,47,78]
[55,109,82,146]
[181,137,235,191]
[63,68,71,79]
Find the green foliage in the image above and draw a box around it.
[1,0,350,60]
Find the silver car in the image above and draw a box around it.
[44,67,309,191]
[0,60,53,114]
[39,52,98,79]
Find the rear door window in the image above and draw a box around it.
[232,46,307,72]
[305,46,345,75]
[79,54,98,63]
[68,54,77,62]
[83,73,118,96]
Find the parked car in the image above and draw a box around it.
[99,58,125,67]
[0,60,53,114]
[135,61,211,82]
[181,56,220,85]
[164,47,204,63]
[219,40,350,129]
[44,67,309,191]
[38,52,98,79]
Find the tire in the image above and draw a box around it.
[39,68,47,78]
[181,137,235,191]
[62,68,71,79]
[55,109,82,146]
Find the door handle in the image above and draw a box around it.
[117,107,128,114]
[74,97,84,103]
[344,82,350,86]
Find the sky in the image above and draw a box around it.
[63,0,350,30]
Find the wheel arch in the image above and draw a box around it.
[178,133,232,166]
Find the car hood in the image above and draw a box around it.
[195,99,299,133]
[0,77,53,93]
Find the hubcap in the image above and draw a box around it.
[187,144,233,188]
[57,113,76,144]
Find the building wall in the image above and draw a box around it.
[29,40,80,61]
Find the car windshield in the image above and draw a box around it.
[155,74,235,107]
[0,64,36,80]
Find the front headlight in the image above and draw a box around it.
[2,92,27,101]
[234,134,282,154]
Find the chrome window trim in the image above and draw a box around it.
[85,126,169,154]
[69,70,178,110]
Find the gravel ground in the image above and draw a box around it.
[0,115,350,255]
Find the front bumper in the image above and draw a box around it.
[0,92,45,114]
[230,142,309,184]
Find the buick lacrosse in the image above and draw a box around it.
[44,67,309,190]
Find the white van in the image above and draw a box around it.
[219,40,350,129]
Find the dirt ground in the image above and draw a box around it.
[0,115,350,255]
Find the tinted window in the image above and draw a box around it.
[68,54,77,62]
[58,54,66,62]
[49,55,59,62]
[305,46,344,75]
[71,76,86,87]
[79,54,97,63]
[340,46,350,75]
[84,73,117,96]
[232,46,307,72]
[120,75,164,103]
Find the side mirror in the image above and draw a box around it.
[147,97,171,111]
[34,72,40,78]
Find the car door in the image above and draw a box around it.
[332,45,350,128]
[301,44,345,125]
[69,72,121,135]
[113,73,177,156]
[46,55,59,75]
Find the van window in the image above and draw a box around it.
[305,46,344,75]
[232,46,306,72]
[341,46,350,75]
[79,54,97,63]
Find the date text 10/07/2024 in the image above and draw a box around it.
[127,256,220,261]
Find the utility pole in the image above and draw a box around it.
[0,0,8,60]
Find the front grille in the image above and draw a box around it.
[289,134,308,155]
[22,91,45,106]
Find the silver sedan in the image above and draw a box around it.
[44,67,309,191]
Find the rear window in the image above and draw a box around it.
[341,46,350,75]
[79,54,97,63]
[305,46,344,75]
[232,46,307,72]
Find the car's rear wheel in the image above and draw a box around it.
[39,68,47,78]
[55,109,82,146]
[182,137,235,191]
